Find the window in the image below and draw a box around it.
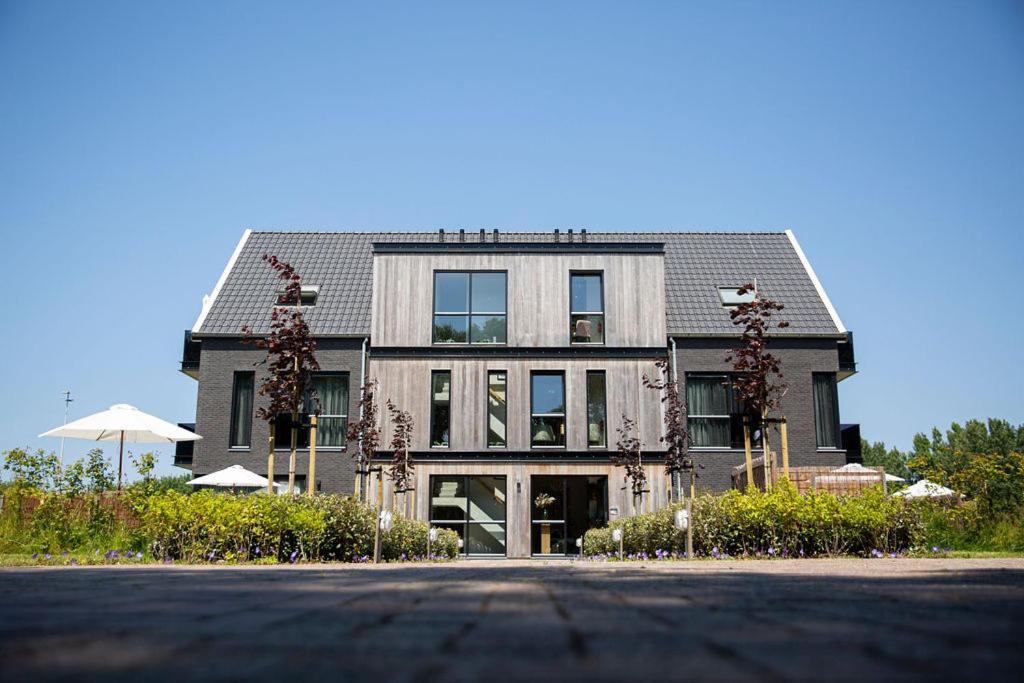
[718,286,755,307]
[430,475,507,556]
[685,374,755,449]
[487,371,507,448]
[531,371,566,447]
[433,272,507,344]
[229,371,254,448]
[586,371,607,447]
[276,286,318,307]
[570,273,604,343]
[430,371,451,447]
[274,373,349,449]
[813,373,840,448]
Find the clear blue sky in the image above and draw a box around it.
[1,2,1022,479]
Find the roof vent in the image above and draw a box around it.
[459,228,465,242]
[438,228,445,242]
[479,228,485,242]
[493,228,499,242]
[568,228,574,242]
[581,228,587,242]
[554,228,560,242]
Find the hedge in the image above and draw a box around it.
[141,491,460,562]
[584,482,925,558]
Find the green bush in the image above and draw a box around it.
[584,482,926,558]
[141,491,459,563]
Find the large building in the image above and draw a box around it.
[179,229,858,558]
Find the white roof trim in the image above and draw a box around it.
[191,229,253,333]
[785,229,846,334]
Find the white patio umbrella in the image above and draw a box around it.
[188,465,281,492]
[833,463,906,483]
[39,403,202,489]
[893,479,958,499]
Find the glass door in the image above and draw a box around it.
[531,476,608,556]
[430,475,507,556]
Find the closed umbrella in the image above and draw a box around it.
[40,403,202,489]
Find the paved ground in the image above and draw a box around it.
[1,558,1022,682]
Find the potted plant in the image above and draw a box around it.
[534,492,555,520]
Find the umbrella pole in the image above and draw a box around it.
[117,430,125,491]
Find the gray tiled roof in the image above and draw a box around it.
[193,230,844,338]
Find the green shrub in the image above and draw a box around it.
[585,482,926,558]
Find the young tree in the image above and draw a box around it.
[82,448,115,492]
[2,447,59,491]
[243,254,320,495]
[346,378,381,501]
[725,283,789,490]
[612,415,647,514]
[385,399,415,496]
[643,357,693,502]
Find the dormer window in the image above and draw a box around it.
[276,286,319,307]
[718,286,755,307]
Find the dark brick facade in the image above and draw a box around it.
[674,337,848,492]
[192,338,365,495]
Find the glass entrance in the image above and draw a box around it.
[430,475,507,556]
[530,476,608,556]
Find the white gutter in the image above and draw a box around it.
[785,229,847,334]
[191,229,253,334]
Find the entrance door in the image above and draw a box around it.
[530,476,608,556]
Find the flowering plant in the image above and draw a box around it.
[534,493,555,509]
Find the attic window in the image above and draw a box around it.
[276,286,319,307]
[718,286,755,307]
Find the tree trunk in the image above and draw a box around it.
[307,415,317,497]
[288,410,298,495]
[761,408,772,492]
[267,423,276,495]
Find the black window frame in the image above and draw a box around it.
[430,370,452,448]
[229,371,255,449]
[273,372,349,451]
[685,373,756,450]
[486,370,507,449]
[586,370,607,448]
[432,270,508,345]
[429,475,508,557]
[276,286,319,307]
[569,271,605,345]
[813,372,841,449]
[530,370,566,449]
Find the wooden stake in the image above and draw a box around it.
[373,470,384,564]
[267,423,276,495]
[307,415,317,497]
[288,411,298,495]
[685,496,693,560]
[780,419,790,480]
[743,418,754,491]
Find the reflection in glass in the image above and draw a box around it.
[586,371,607,447]
[430,371,451,447]
[531,373,565,414]
[433,315,468,343]
[468,523,506,555]
[434,272,469,313]
[430,476,467,520]
[487,372,507,447]
[571,274,603,313]
[429,475,507,556]
[469,476,506,521]
[470,315,507,344]
[470,272,506,313]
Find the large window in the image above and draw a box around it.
[430,475,507,556]
[570,273,604,344]
[531,371,566,448]
[813,373,840,448]
[686,374,752,449]
[487,371,507,448]
[274,374,349,449]
[433,272,507,344]
[229,371,254,448]
[430,371,451,448]
[586,371,607,448]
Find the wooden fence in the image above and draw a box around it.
[732,456,888,495]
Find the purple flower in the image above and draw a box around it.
[254,547,261,556]
[44,553,51,560]
[31,553,38,559]
[767,547,776,557]
[944,547,952,553]
[289,550,298,564]
[890,552,898,559]
[62,550,69,557]
[932,546,939,553]
[136,552,144,560]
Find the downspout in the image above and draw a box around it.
[670,337,680,501]
[358,336,368,499]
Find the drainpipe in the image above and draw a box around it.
[358,337,368,499]
[670,337,681,501]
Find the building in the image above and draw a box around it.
[179,228,858,558]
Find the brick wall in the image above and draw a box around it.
[673,337,849,492]
[192,338,365,495]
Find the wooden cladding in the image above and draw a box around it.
[372,252,667,347]
[370,358,666,453]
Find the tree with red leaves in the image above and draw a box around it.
[643,357,694,502]
[725,283,790,490]
[242,254,320,495]
[385,399,415,496]
[612,415,647,514]
[346,378,381,500]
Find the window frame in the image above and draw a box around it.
[429,475,508,557]
[430,369,452,449]
[717,286,756,307]
[530,370,566,449]
[432,270,508,345]
[585,370,607,449]
[273,372,349,451]
[685,373,758,450]
[569,271,605,345]
[486,370,508,449]
[309,372,349,450]
[813,372,841,450]
[229,370,255,450]
[276,285,319,307]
